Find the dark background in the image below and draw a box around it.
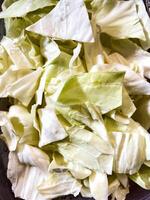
[0,0,150,199]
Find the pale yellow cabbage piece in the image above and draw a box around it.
[0,44,12,73]
[105,118,150,174]
[40,38,60,65]
[26,0,94,42]
[0,67,42,106]
[1,36,43,69]
[58,72,124,114]
[17,144,50,172]
[8,105,39,146]
[0,0,57,18]
[38,106,67,147]
[0,112,19,151]
[84,20,104,71]
[37,171,82,199]
[7,152,48,200]
[135,0,150,49]
[93,0,145,40]
[130,165,150,190]
[58,126,113,172]
[92,59,150,96]
[89,172,108,200]
[104,38,150,79]
[57,104,110,142]
[49,152,92,179]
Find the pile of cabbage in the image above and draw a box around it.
[0,0,150,200]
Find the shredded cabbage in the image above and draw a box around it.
[0,0,150,200]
